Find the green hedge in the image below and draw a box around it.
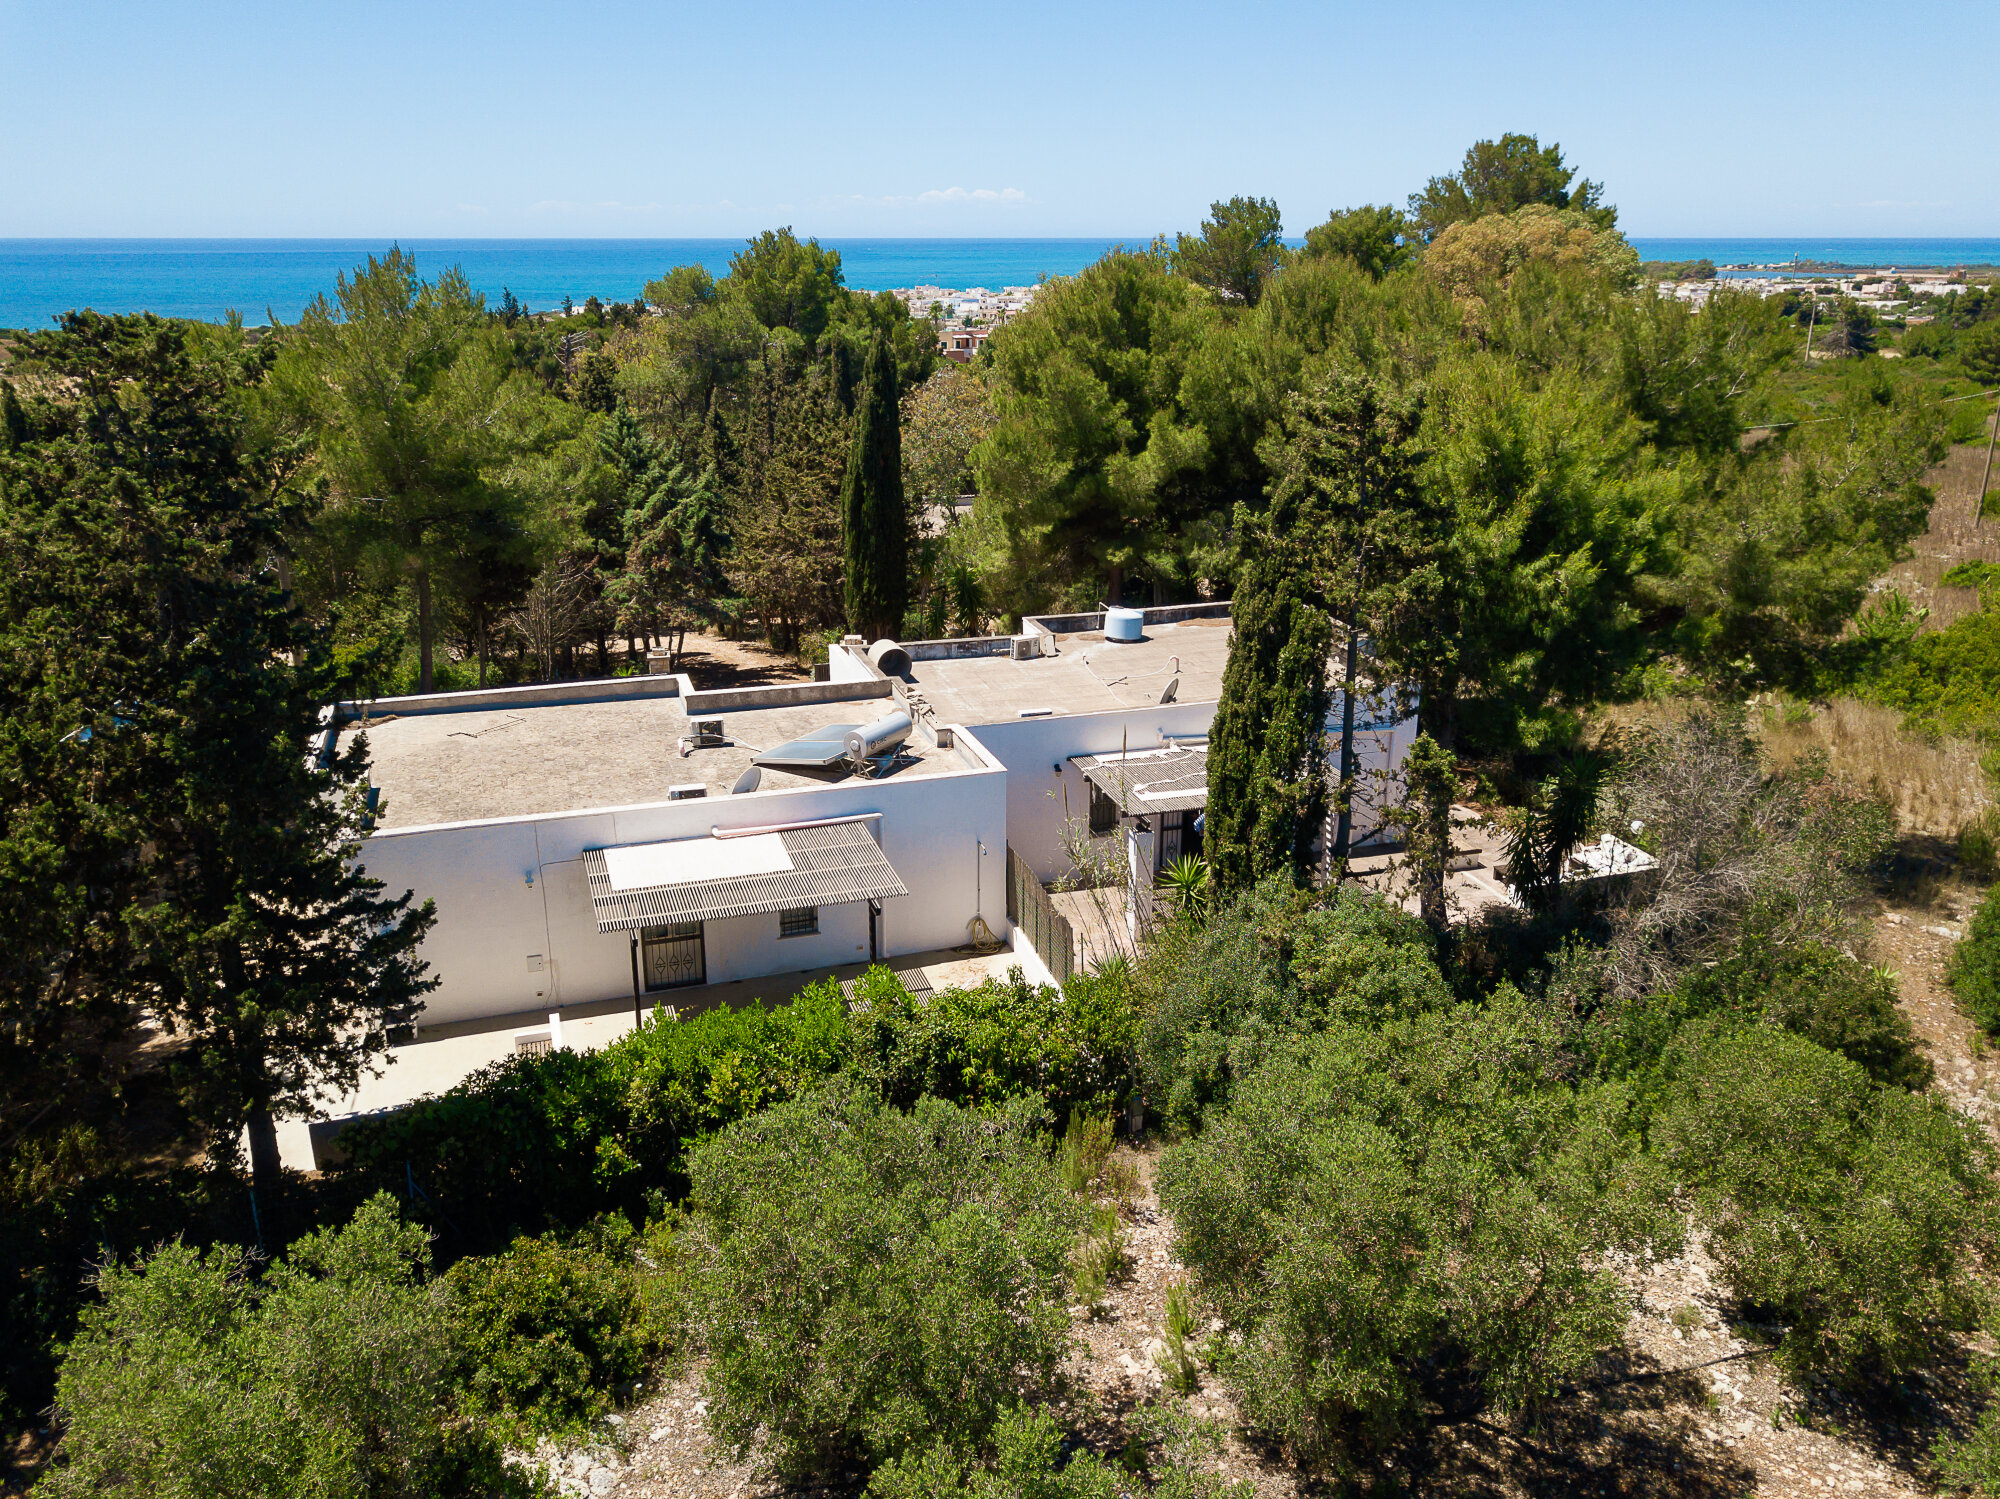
[331,965,1138,1254]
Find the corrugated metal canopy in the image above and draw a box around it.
[583,820,908,931]
[1072,745,1210,815]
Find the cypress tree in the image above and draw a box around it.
[1207,494,1333,896]
[841,331,908,641]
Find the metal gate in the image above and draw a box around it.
[641,922,706,990]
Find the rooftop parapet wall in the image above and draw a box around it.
[1021,600,1234,638]
[336,673,693,722]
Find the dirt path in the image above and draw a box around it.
[545,1128,1968,1498]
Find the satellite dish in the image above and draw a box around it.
[730,766,763,796]
[1158,677,1179,705]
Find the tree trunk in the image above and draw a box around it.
[1107,563,1124,607]
[246,1103,282,1197]
[415,567,435,694]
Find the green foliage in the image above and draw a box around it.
[1408,132,1615,241]
[1135,880,1449,1135]
[1070,1201,1126,1309]
[688,1087,1080,1480]
[972,248,1224,612]
[1500,751,1606,911]
[40,1194,528,1499]
[1937,1356,2000,1495]
[446,1223,656,1437]
[1676,938,1932,1091]
[864,1404,1122,1499]
[1157,993,1668,1466]
[1154,1281,1204,1395]
[0,310,436,1190]
[1059,1106,1116,1195]
[267,249,562,695]
[1159,854,1211,919]
[723,227,846,348]
[1868,596,2000,738]
[1170,196,1285,307]
[1953,882,2000,1035]
[1672,377,1944,689]
[1127,1404,1255,1499]
[1961,321,2000,384]
[335,968,1140,1255]
[1655,1025,1995,1384]
[842,329,909,639]
[1300,204,1414,280]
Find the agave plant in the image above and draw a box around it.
[1160,854,1211,919]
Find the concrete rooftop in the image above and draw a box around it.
[349,696,954,830]
[902,617,1233,725]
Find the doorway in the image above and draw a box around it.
[640,922,706,990]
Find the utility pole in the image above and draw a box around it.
[1978,385,1999,531]
[1800,295,1819,364]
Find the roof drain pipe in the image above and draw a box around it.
[710,812,884,841]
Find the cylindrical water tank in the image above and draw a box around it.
[1104,606,1144,643]
[867,638,912,675]
[845,711,912,764]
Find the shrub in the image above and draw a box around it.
[847,966,1141,1120]
[687,1085,1081,1480]
[333,967,1141,1253]
[1136,880,1449,1134]
[1655,1025,1995,1384]
[1937,1358,2000,1495]
[1676,937,1932,1090]
[864,1404,1122,1498]
[1059,1106,1116,1195]
[40,1193,529,1499]
[447,1221,656,1436]
[1156,994,1669,1466]
[1954,883,2000,1034]
[1154,1281,1203,1394]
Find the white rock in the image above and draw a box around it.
[588,1466,616,1495]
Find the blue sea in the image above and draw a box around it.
[0,239,1138,330]
[3,237,1998,330]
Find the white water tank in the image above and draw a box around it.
[844,711,912,765]
[1104,606,1144,643]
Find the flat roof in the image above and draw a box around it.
[348,696,956,830]
[901,617,1233,725]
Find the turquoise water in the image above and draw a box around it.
[0,238,1136,330]
[1627,237,2000,270]
[5,237,1997,330]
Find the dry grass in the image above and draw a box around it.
[1880,421,2000,632]
[1758,695,1990,839]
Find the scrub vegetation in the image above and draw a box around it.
[7,133,2000,1495]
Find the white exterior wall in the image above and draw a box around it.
[356,754,1008,1029]
[966,697,1419,886]
[964,703,1219,884]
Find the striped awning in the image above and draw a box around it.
[582,821,908,932]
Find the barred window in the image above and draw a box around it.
[779,906,819,938]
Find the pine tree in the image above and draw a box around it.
[841,331,908,641]
[0,312,437,1196]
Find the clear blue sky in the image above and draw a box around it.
[3,0,1994,240]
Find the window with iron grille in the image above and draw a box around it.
[778,906,819,938]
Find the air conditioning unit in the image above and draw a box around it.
[695,719,723,740]
[1009,634,1039,661]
